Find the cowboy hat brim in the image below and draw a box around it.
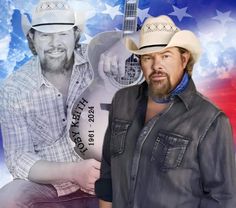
[125,30,201,62]
[21,11,85,36]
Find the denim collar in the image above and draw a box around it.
[176,78,196,110]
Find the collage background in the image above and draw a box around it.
[0,0,236,187]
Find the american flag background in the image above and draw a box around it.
[0,0,236,187]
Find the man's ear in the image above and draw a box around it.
[74,27,81,43]
[26,30,37,55]
[181,52,190,69]
[28,30,34,40]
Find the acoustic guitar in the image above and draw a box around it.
[69,0,143,161]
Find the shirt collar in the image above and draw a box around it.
[137,81,148,100]
[33,56,48,89]
[176,78,197,110]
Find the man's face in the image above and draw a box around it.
[140,47,190,98]
[32,29,76,73]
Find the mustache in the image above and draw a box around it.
[149,70,168,79]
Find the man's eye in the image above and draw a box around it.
[163,55,169,59]
[59,32,70,36]
[41,34,49,37]
[143,57,152,61]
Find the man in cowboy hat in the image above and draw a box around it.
[95,15,236,208]
[0,0,119,207]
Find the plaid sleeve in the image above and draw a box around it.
[0,84,41,179]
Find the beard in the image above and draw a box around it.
[148,71,172,99]
[40,48,74,74]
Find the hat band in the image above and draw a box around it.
[33,23,74,27]
[139,44,167,50]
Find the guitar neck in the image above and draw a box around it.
[122,0,139,37]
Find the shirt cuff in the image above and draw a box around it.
[14,152,41,179]
[95,178,112,202]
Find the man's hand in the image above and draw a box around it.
[72,159,101,195]
[98,32,139,82]
[98,38,131,80]
[29,159,101,195]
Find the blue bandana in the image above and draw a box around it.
[150,72,189,103]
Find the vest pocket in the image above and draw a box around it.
[110,118,130,157]
[151,131,190,171]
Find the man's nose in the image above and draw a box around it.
[49,34,62,47]
[152,55,163,71]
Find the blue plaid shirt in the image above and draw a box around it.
[0,47,93,196]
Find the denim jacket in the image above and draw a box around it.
[95,79,236,208]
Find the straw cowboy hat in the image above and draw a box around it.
[126,15,201,62]
[21,0,85,35]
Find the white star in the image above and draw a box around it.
[212,10,235,25]
[138,7,150,23]
[169,6,192,21]
[101,3,123,20]
[80,33,93,44]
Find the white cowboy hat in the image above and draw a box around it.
[125,15,201,62]
[21,0,85,35]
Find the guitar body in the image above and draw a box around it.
[70,31,124,161]
[69,0,142,161]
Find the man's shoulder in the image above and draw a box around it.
[194,90,219,108]
[1,58,38,94]
[111,84,143,120]
[192,90,224,117]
